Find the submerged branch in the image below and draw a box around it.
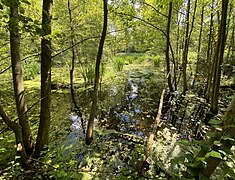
[139,73,169,174]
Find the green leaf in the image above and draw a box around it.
[209,119,222,125]
[214,141,222,146]
[218,150,227,156]
[0,148,6,153]
[53,164,60,169]
[196,157,206,163]
[222,136,235,142]
[205,151,222,159]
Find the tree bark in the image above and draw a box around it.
[35,0,53,155]
[210,0,228,114]
[166,1,174,92]
[205,0,215,101]
[192,4,204,86]
[182,0,190,94]
[10,0,32,155]
[86,0,108,145]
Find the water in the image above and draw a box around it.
[67,70,160,141]
[103,72,157,138]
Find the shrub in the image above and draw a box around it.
[136,56,145,64]
[113,57,124,72]
[81,63,95,86]
[153,55,161,67]
[125,55,134,64]
[22,61,40,80]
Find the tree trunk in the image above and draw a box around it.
[0,105,27,163]
[68,0,85,134]
[205,0,215,101]
[192,4,204,86]
[182,0,191,94]
[86,0,108,145]
[35,0,53,155]
[210,0,228,114]
[226,17,234,62]
[166,1,174,92]
[10,0,32,155]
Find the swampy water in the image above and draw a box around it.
[60,67,209,178]
[68,68,163,139]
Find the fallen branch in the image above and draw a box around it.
[139,74,170,174]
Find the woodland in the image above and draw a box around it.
[0,0,235,179]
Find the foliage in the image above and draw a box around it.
[80,63,95,86]
[153,55,161,67]
[22,61,40,80]
[1,0,235,179]
[113,57,125,72]
[125,55,134,64]
[100,62,106,78]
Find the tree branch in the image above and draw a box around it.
[143,2,168,18]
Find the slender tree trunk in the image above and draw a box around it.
[210,0,228,114]
[188,0,197,42]
[68,0,85,134]
[166,1,174,92]
[68,0,76,108]
[35,0,53,155]
[86,0,108,145]
[10,0,32,155]
[225,3,233,42]
[192,4,204,86]
[182,0,191,94]
[205,0,215,101]
[226,17,234,61]
[176,15,180,68]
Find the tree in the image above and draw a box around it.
[192,3,204,86]
[86,0,108,145]
[166,1,174,92]
[210,0,229,114]
[67,0,85,133]
[9,0,33,155]
[0,0,35,163]
[35,0,53,155]
[182,0,191,94]
[205,0,215,101]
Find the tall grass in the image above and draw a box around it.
[113,57,124,72]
